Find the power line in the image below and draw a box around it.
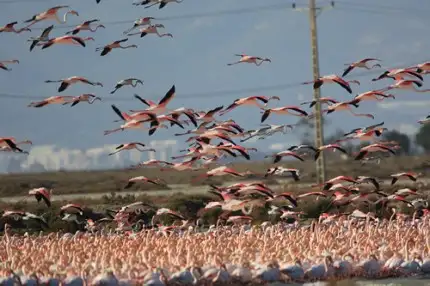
[8,3,295,31]
[1,58,428,102]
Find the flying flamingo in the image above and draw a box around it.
[124,176,166,189]
[220,96,280,115]
[260,106,308,123]
[312,175,358,191]
[192,166,245,182]
[418,115,430,125]
[322,100,374,119]
[390,172,420,185]
[127,24,173,38]
[135,0,183,9]
[264,167,300,181]
[129,85,175,114]
[103,117,166,136]
[343,122,385,137]
[338,127,387,142]
[0,139,29,154]
[28,188,52,207]
[265,150,304,163]
[313,144,348,160]
[41,35,88,49]
[227,54,271,66]
[303,74,360,94]
[372,68,423,82]
[110,78,143,94]
[301,97,338,108]
[108,142,156,156]
[66,19,105,35]
[0,21,31,34]
[23,6,79,29]
[45,76,103,92]
[194,106,224,123]
[96,38,138,56]
[27,25,54,52]
[380,80,430,93]
[411,61,430,74]
[62,94,102,107]
[342,58,381,77]
[123,17,156,34]
[28,96,76,108]
[354,143,396,160]
[353,91,395,102]
[0,60,19,71]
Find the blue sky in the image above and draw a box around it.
[1,0,430,169]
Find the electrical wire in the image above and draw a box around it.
[4,3,294,31]
[1,58,429,102]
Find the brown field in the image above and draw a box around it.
[0,154,429,198]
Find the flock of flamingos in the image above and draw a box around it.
[2,1,430,285]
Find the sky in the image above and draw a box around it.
[1,0,430,171]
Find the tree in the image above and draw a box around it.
[416,124,430,152]
[382,130,411,155]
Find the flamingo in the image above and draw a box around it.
[0,21,31,34]
[62,94,101,107]
[123,17,156,34]
[0,60,19,71]
[0,139,29,154]
[45,76,103,92]
[227,54,271,66]
[136,0,183,9]
[103,118,166,136]
[338,127,387,142]
[192,166,245,182]
[313,144,348,160]
[303,74,360,94]
[313,175,358,190]
[220,96,280,115]
[108,142,156,156]
[23,6,79,29]
[27,25,54,51]
[41,35,87,49]
[301,97,338,108]
[28,96,76,108]
[418,115,430,124]
[265,150,304,163]
[380,80,430,93]
[390,172,420,185]
[60,203,84,216]
[66,19,105,35]
[194,106,224,123]
[167,107,198,127]
[124,176,165,189]
[127,24,173,38]
[264,167,300,180]
[353,90,395,102]
[28,187,52,207]
[96,38,138,56]
[110,78,143,94]
[372,68,423,82]
[342,58,381,77]
[261,106,308,123]
[129,85,175,114]
[411,61,430,74]
[322,100,374,119]
[354,143,396,160]
[343,122,385,137]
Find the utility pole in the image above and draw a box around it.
[293,0,334,185]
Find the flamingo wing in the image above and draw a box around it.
[333,78,352,94]
[342,65,355,77]
[158,85,175,106]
